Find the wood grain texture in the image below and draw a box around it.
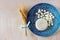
[0,0,60,40]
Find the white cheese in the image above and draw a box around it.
[35,18,48,31]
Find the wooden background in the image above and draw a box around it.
[0,0,60,40]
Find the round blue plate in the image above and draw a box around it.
[27,3,60,37]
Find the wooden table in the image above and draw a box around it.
[0,0,60,40]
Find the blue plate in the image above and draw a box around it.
[27,3,60,37]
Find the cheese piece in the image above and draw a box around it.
[35,18,48,31]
